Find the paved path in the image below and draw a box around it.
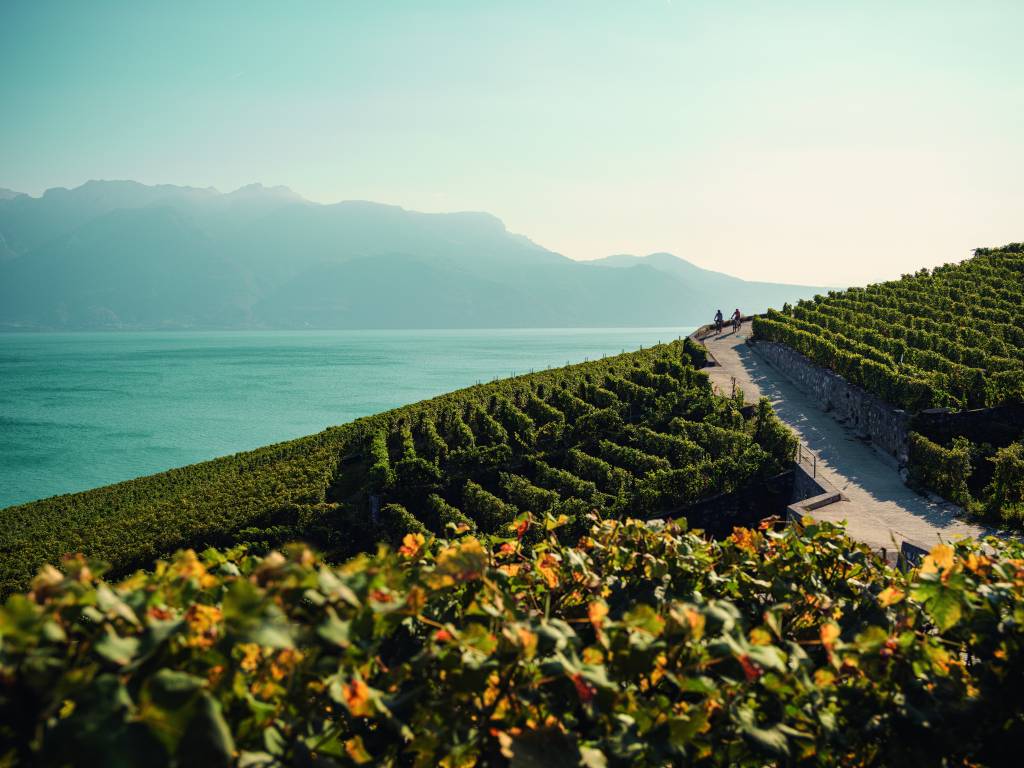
[700,322,996,551]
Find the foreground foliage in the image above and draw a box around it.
[3,512,1023,766]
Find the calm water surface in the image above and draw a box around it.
[0,328,694,507]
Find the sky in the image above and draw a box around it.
[1,0,1022,286]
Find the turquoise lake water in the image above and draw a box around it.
[0,328,695,508]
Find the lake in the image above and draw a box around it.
[0,327,695,507]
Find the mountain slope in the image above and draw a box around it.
[589,252,828,315]
[0,180,825,329]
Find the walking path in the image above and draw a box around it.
[700,322,997,551]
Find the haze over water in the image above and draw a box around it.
[0,328,694,507]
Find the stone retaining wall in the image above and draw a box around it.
[912,405,1024,449]
[653,470,795,537]
[750,340,911,465]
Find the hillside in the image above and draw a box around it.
[591,252,827,315]
[0,338,796,595]
[0,180,825,330]
[753,244,1024,523]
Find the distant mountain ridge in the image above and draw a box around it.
[589,252,826,316]
[0,180,826,329]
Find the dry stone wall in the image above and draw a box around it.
[750,340,911,465]
[912,405,1024,449]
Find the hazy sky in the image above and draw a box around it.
[2,1,1021,285]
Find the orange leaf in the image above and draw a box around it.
[730,528,758,553]
[878,586,905,607]
[342,679,375,717]
[820,622,840,651]
[398,533,425,558]
[537,553,561,589]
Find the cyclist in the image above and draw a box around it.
[731,308,742,332]
[714,309,723,335]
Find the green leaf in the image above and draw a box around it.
[922,586,963,631]
[667,711,709,748]
[177,694,235,768]
[579,745,608,768]
[146,669,205,708]
[94,626,140,666]
[855,625,889,653]
[317,607,351,647]
[96,584,140,626]
[139,670,205,754]
[238,751,277,767]
[499,727,581,768]
[134,618,185,667]
[263,725,287,756]
[623,604,665,636]
[223,579,293,648]
[737,707,790,757]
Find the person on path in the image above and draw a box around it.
[731,308,742,332]
[714,309,724,335]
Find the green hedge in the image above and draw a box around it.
[367,429,395,491]
[985,442,1024,522]
[907,433,973,507]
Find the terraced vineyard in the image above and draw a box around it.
[0,338,796,595]
[753,243,1024,522]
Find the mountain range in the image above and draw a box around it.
[0,181,826,330]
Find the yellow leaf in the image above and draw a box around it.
[813,668,835,687]
[748,627,772,646]
[404,585,426,614]
[427,538,487,588]
[921,543,955,575]
[878,586,905,607]
[440,751,479,768]
[345,735,372,764]
[238,642,262,672]
[517,627,538,660]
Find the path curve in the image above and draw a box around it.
[699,321,997,551]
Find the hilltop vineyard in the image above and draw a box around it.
[753,245,1024,411]
[753,244,1024,522]
[0,338,796,595]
